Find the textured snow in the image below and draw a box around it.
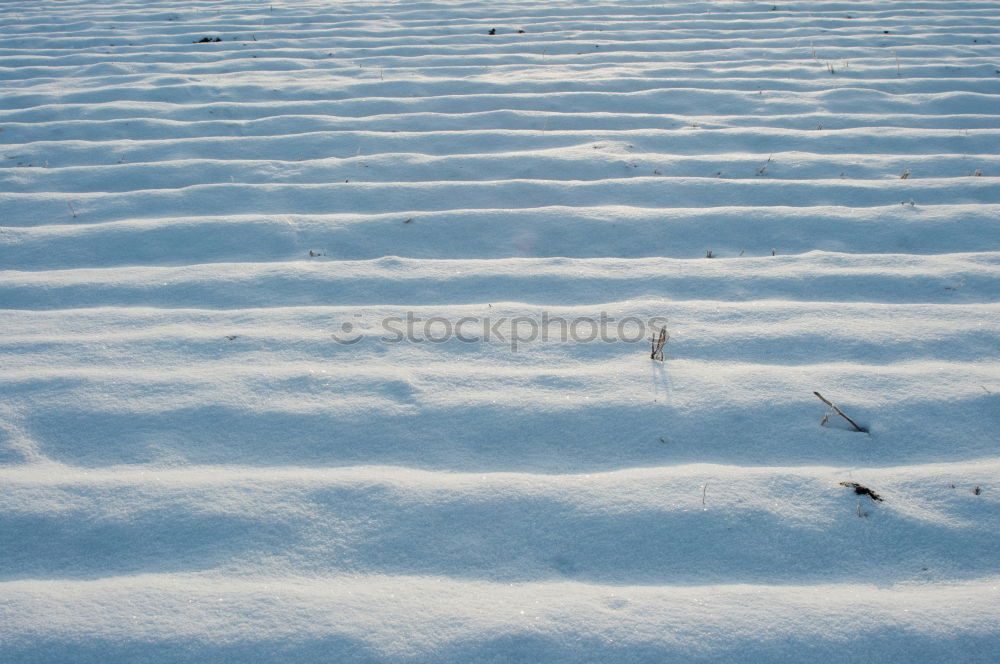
[1,0,999,661]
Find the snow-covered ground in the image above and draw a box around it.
[2,0,999,661]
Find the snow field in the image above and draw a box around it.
[1,0,999,661]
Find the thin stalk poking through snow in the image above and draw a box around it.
[650,328,668,361]
[814,392,868,433]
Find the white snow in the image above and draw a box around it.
[1,0,999,661]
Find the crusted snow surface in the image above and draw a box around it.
[1,0,999,661]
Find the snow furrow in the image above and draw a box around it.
[2,204,999,268]
[2,573,998,664]
[5,179,1000,229]
[3,252,998,308]
[6,128,1000,172]
[2,462,997,584]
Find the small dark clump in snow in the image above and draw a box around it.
[840,482,883,502]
